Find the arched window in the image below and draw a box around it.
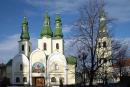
[16,77,20,83]
[29,46,31,52]
[103,59,107,63]
[56,43,59,49]
[98,42,101,48]
[51,77,56,82]
[23,77,27,82]
[43,43,47,50]
[55,64,59,70]
[20,64,23,71]
[22,45,24,51]
[103,41,107,48]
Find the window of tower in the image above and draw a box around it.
[23,77,27,82]
[103,59,107,63]
[29,46,31,52]
[16,77,20,83]
[98,42,101,48]
[20,64,23,71]
[99,59,101,64]
[103,41,107,48]
[43,43,47,50]
[22,45,24,51]
[51,77,56,82]
[56,43,59,49]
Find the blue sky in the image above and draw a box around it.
[0,0,130,63]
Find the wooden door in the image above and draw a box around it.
[36,77,45,87]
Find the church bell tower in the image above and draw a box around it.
[96,3,113,83]
[38,13,53,55]
[53,14,64,54]
[19,17,32,58]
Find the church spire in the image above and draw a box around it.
[20,17,30,41]
[98,2,108,37]
[54,14,63,39]
[40,12,53,38]
[19,17,32,57]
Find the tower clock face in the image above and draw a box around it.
[32,62,45,73]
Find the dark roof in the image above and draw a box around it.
[6,59,12,66]
[113,58,130,68]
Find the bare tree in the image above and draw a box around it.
[112,40,129,83]
[72,0,129,86]
[72,0,114,86]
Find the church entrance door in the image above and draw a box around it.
[33,77,45,87]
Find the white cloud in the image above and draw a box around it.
[116,37,130,45]
[23,0,130,22]
[62,25,73,33]
[0,34,19,63]
[0,34,19,51]
[23,0,86,14]
[24,0,43,7]
[0,33,37,63]
[113,37,130,56]
[64,38,77,56]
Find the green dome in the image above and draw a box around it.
[99,8,106,18]
[66,56,76,65]
[54,15,63,39]
[98,8,108,38]
[20,17,30,40]
[55,15,61,22]
[40,13,53,38]
[22,17,28,24]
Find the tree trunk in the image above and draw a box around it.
[89,71,94,87]
[89,49,94,87]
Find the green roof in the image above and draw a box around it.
[98,7,108,38]
[40,13,53,38]
[66,56,76,65]
[20,17,30,40]
[6,59,12,66]
[99,7,106,18]
[54,15,63,39]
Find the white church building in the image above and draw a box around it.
[6,13,75,86]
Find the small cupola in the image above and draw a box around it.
[54,14,63,39]
[40,13,53,38]
[20,17,30,41]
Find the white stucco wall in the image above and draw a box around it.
[67,65,75,84]
[47,51,67,86]
[30,49,46,77]
[38,37,52,56]
[19,41,32,57]
[12,54,29,84]
[6,66,12,82]
[52,39,64,54]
